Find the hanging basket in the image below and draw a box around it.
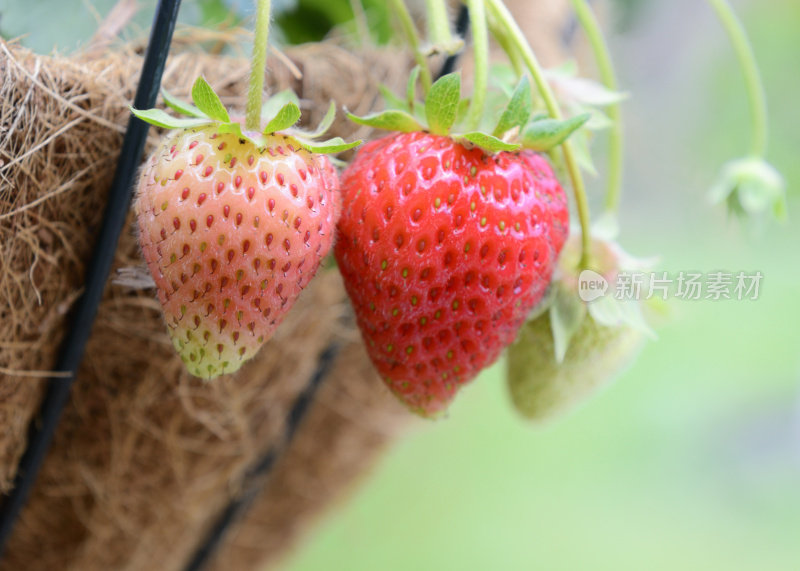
[0,39,413,571]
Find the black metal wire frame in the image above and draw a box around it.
[0,0,183,558]
[184,343,341,571]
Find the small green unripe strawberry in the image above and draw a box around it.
[506,232,653,421]
[507,310,643,421]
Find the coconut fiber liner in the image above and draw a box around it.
[0,38,414,570]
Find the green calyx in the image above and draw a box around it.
[348,71,589,154]
[131,76,360,155]
[532,230,658,364]
[709,156,787,221]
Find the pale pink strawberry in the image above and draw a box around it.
[135,125,339,379]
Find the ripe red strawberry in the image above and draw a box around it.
[335,131,569,416]
[135,126,340,379]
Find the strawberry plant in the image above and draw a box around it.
[504,0,785,422]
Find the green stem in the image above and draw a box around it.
[349,0,371,47]
[389,0,433,94]
[246,0,271,131]
[486,0,592,269]
[465,0,489,131]
[425,0,452,47]
[488,13,523,76]
[571,0,623,214]
[707,0,768,157]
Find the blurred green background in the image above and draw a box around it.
[2,0,797,569]
[285,2,800,570]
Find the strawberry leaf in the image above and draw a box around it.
[290,135,361,154]
[130,107,213,130]
[529,112,549,123]
[217,121,267,148]
[378,84,409,112]
[493,75,533,138]
[307,101,337,138]
[568,128,598,176]
[549,286,587,363]
[459,132,521,153]
[455,98,471,126]
[241,131,268,148]
[584,108,613,131]
[588,295,655,339]
[489,63,519,97]
[425,72,461,136]
[261,90,300,121]
[263,102,301,133]
[520,113,591,152]
[217,121,244,137]
[161,89,207,119]
[191,77,230,123]
[347,110,424,133]
[546,71,629,106]
[709,157,787,221]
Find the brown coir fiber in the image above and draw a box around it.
[0,38,413,570]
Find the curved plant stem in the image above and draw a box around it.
[390,0,433,94]
[571,0,623,214]
[425,0,452,47]
[246,0,271,131]
[349,0,371,47]
[465,0,489,131]
[488,13,522,76]
[707,0,768,158]
[486,0,592,269]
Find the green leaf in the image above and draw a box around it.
[459,132,521,153]
[425,73,461,136]
[264,102,301,133]
[455,98,471,126]
[406,65,421,110]
[493,75,533,138]
[709,157,787,221]
[347,110,424,133]
[241,131,267,148]
[412,101,425,123]
[216,121,267,148]
[588,295,655,339]
[161,89,207,119]
[217,121,243,137]
[290,135,362,154]
[378,84,409,112]
[584,108,614,131]
[130,107,213,130]
[190,77,230,122]
[546,72,629,106]
[529,112,549,122]
[307,101,337,138]
[261,90,300,122]
[549,286,587,363]
[520,113,591,152]
[568,128,598,176]
[488,63,518,97]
